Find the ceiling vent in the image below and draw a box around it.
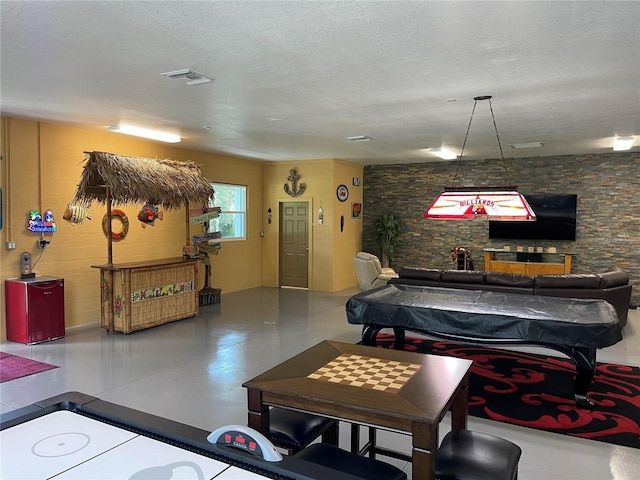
[161,69,212,85]
[346,135,372,142]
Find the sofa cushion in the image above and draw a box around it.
[396,267,441,281]
[599,267,629,289]
[535,274,600,289]
[388,277,440,287]
[440,270,485,284]
[485,272,535,287]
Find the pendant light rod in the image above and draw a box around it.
[452,95,510,187]
[452,99,479,185]
[487,96,510,185]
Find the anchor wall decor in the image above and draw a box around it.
[283,168,306,197]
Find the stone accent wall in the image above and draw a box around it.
[362,152,639,302]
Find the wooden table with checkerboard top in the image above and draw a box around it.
[307,353,422,392]
[243,340,472,480]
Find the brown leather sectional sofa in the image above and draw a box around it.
[388,266,632,327]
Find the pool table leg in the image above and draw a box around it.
[571,346,597,407]
[361,326,406,349]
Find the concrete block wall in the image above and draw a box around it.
[362,152,639,302]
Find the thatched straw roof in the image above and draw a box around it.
[73,151,214,209]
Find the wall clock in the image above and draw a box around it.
[337,184,349,202]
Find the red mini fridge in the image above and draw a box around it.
[5,277,65,344]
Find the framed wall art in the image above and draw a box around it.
[351,202,362,219]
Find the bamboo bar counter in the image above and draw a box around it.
[92,258,198,333]
[74,151,215,334]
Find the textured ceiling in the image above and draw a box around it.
[1,1,639,165]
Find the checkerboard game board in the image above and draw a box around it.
[307,353,421,392]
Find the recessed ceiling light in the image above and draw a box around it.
[108,124,181,143]
[346,135,372,142]
[427,148,457,160]
[613,136,635,151]
[510,142,544,149]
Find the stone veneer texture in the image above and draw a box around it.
[362,152,639,302]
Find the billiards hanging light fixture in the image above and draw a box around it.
[424,96,536,221]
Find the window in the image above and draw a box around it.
[208,183,246,240]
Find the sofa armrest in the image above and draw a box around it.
[378,272,399,282]
[599,267,629,288]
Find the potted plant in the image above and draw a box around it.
[374,213,402,268]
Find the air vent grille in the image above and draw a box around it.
[161,69,212,86]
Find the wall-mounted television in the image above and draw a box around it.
[488,194,577,241]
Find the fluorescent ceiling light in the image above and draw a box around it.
[510,142,544,149]
[613,136,635,151]
[346,135,372,142]
[427,148,457,160]
[108,125,181,143]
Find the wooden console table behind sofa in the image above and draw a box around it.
[484,248,574,274]
[92,258,198,333]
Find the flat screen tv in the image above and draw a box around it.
[488,194,577,241]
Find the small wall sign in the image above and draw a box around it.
[27,209,57,233]
[352,177,361,186]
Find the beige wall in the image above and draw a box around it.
[1,117,363,341]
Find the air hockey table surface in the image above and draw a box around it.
[0,391,363,480]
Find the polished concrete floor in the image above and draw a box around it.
[1,286,639,479]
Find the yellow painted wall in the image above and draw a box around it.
[0,117,264,340]
[332,160,364,291]
[1,117,363,341]
[262,160,363,292]
[190,151,265,295]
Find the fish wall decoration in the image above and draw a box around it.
[137,204,164,228]
[63,204,92,225]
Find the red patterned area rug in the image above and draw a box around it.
[0,352,58,383]
[374,334,640,449]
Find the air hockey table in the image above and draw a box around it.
[0,391,365,480]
